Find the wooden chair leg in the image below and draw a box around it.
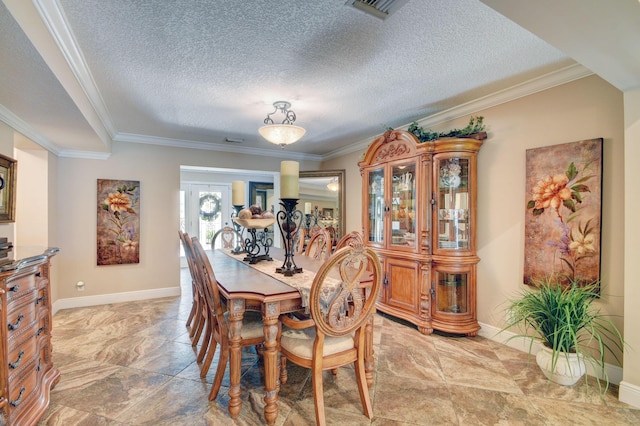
[312,358,326,426]
[189,300,203,341]
[354,355,373,419]
[209,344,229,401]
[279,356,288,385]
[201,334,217,377]
[197,319,211,363]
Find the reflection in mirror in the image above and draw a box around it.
[248,182,275,213]
[299,170,345,245]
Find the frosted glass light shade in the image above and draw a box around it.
[259,124,306,146]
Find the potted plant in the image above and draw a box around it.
[502,276,625,390]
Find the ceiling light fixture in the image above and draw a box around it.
[259,101,306,148]
[327,177,340,192]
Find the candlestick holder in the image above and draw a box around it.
[230,205,245,254]
[233,218,276,264]
[304,205,321,233]
[276,198,303,276]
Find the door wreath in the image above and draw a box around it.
[199,194,221,221]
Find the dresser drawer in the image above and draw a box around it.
[7,331,37,379]
[5,272,38,304]
[7,363,39,415]
[6,300,38,348]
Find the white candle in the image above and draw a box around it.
[304,202,312,215]
[232,181,244,206]
[280,161,299,199]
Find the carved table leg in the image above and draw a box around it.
[364,315,375,388]
[262,302,281,425]
[227,300,245,419]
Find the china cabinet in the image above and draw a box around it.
[359,129,485,335]
[0,247,60,425]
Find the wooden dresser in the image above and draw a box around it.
[0,247,60,425]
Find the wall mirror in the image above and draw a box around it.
[249,181,274,213]
[299,170,345,241]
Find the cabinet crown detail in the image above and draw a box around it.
[359,130,485,336]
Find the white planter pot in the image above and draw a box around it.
[535,346,586,386]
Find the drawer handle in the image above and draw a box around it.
[8,313,24,331]
[8,284,19,293]
[9,386,25,407]
[36,326,46,337]
[36,295,47,305]
[8,350,25,369]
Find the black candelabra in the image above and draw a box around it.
[230,205,245,254]
[276,198,303,276]
[304,205,321,233]
[242,226,273,264]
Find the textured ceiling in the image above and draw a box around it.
[0,0,638,160]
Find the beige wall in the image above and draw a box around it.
[325,75,625,365]
[321,150,365,236]
[56,141,319,300]
[622,88,640,404]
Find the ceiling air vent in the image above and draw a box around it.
[345,0,410,20]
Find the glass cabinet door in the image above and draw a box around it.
[390,163,416,247]
[435,271,468,314]
[437,157,470,250]
[367,167,385,244]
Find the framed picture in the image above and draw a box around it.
[0,154,17,223]
[524,138,603,289]
[322,208,334,218]
[97,179,140,265]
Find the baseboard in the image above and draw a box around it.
[478,321,624,386]
[52,287,182,315]
[619,381,640,408]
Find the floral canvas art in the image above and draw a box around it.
[97,179,140,265]
[524,139,603,288]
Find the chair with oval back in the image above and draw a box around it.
[304,228,331,261]
[278,243,382,426]
[211,225,243,251]
[292,227,306,255]
[189,236,265,400]
[334,231,363,251]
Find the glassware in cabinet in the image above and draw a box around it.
[367,167,385,244]
[390,163,416,248]
[437,157,470,250]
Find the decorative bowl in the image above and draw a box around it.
[233,217,276,229]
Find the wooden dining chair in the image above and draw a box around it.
[334,231,363,251]
[179,231,208,347]
[211,225,242,250]
[292,227,306,255]
[278,244,382,426]
[189,236,265,400]
[305,228,331,261]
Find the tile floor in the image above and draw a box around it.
[39,268,640,425]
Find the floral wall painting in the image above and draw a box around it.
[524,139,603,289]
[97,179,140,265]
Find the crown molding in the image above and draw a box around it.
[114,132,323,162]
[321,63,593,161]
[0,104,62,155]
[33,0,115,145]
[57,149,111,160]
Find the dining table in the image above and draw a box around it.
[207,247,375,425]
